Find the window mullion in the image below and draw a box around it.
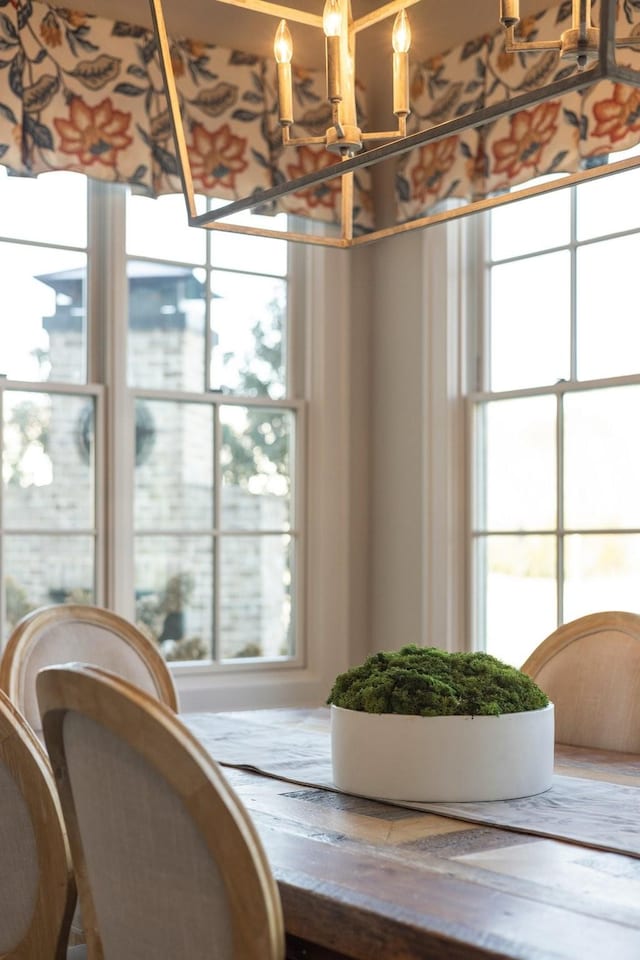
[0,388,4,638]
[213,403,221,664]
[570,186,578,382]
[88,181,134,615]
[556,391,564,626]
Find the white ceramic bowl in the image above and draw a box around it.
[331,702,555,802]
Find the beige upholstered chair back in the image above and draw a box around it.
[521,611,640,752]
[0,688,76,959]
[37,664,285,960]
[0,604,178,736]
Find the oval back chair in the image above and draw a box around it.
[0,604,178,740]
[37,664,284,960]
[521,610,640,752]
[0,688,82,959]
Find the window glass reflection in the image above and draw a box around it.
[0,243,86,383]
[211,270,286,398]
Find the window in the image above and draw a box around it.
[0,170,99,631]
[471,161,640,667]
[0,169,302,668]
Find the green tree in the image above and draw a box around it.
[3,400,50,487]
[221,297,289,488]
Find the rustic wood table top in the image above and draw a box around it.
[183,707,640,960]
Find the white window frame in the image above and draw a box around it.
[467,177,640,655]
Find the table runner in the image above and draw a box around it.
[183,708,640,859]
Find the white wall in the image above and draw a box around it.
[363,221,470,656]
[361,233,427,651]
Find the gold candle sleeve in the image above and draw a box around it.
[392,50,409,116]
[276,62,293,124]
[326,35,342,102]
[499,0,520,27]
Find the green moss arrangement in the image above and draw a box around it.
[327,645,549,717]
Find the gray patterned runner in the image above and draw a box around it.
[183,708,640,858]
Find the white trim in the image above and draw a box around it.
[422,222,470,653]
[89,182,136,617]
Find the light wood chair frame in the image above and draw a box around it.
[37,664,284,960]
[521,610,640,676]
[0,689,76,960]
[521,610,640,752]
[0,604,178,715]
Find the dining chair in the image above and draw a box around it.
[521,610,640,752]
[36,663,285,960]
[0,688,85,960]
[0,604,178,740]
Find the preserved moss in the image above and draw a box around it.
[327,646,549,717]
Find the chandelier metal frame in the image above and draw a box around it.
[149,0,640,247]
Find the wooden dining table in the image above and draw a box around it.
[182,707,640,960]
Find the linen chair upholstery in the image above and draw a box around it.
[0,688,82,960]
[521,610,640,753]
[37,664,285,960]
[0,604,178,738]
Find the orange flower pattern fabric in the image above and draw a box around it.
[592,84,640,142]
[285,145,343,211]
[54,97,133,168]
[491,102,561,178]
[187,123,248,191]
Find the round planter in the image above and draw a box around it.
[331,702,555,802]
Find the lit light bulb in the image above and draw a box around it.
[323,0,342,38]
[274,19,293,125]
[274,19,293,63]
[392,9,410,117]
[392,9,411,54]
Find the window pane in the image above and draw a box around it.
[210,208,288,276]
[211,271,286,398]
[577,166,640,240]
[4,534,95,636]
[564,386,640,529]
[134,400,213,531]
[0,243,86,383]
[479,396,556,531]
[3,392,95,530]
[127,259,206,391]
[490,251,570,390]
[219,534,292,660]
[576,234,640,381]
[0,169,87,248]
[220,406,292,531]
[491,186,570,260]
[564,534,640,621]
[126,192,206,264]
[134,536,213,662]
[479,534,557,667]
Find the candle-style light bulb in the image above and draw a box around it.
[392,9,411,54]
[323,0,342,103]
[323,0,342,37]
[392,9,411,117]
[274,19,293,125]
[274,18,292,63]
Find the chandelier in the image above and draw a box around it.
[149,0,640,247]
